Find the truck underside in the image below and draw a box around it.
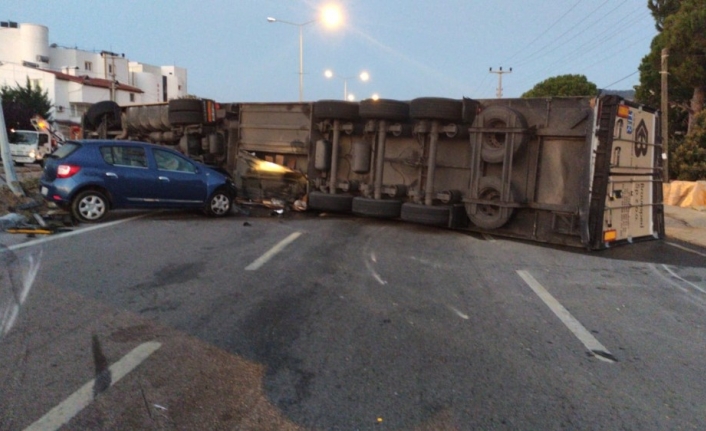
[82,95,664,250]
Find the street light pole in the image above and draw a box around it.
[325,70,369,101]
[268,17,316,102]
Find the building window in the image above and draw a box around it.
[129,93,135,102]
[31,79,41,89]
[84,61,92,71]
[70,102,91,118]
[108,64,114,74]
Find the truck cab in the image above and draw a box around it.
[8,129,57,164]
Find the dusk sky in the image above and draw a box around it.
[5,0,658,102]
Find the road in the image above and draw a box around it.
[1,210,705,430]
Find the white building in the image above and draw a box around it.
[0,21,187,137]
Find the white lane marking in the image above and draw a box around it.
[448,306,469,320]
[24,341,162,431]
[364,251,387,285]
[661,264,706,294]
[516,270,616,363]
[245,232,302,271]
[8,214,152,251]
[665,241,706,258]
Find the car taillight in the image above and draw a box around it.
[57,164,81,178]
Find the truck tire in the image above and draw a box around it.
[400,203,450,226]
[314,100,358,120]
[410,97,463,122]
[352,197,402,218]
[169,99,203,112]
[467,176,516,230]
[85,101,122,130]
[480,106,528,164]
[359,99,409,122]
[308,191,354,212]
[169,110,204,125]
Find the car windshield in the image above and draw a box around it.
[9,131,39,145]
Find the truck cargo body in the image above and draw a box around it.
[82,95,664,250]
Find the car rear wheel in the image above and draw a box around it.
[205,190,232,217]
[72,190,109,223]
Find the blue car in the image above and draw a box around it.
[39,140,236,223]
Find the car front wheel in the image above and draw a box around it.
[205,190,232,217]
[72,190,109,223]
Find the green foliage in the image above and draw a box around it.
[662,0,706,91]
[648,0,682,31]
[1,77,53,134]
[521,74,598,98]
[671,110,706,180]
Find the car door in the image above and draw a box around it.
[151,148,208,206]
[99,145,160,207]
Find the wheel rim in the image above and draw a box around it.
[486,119,507,150]
[79,195,106,220]
[478,187,501,218]
[210,194,230,215]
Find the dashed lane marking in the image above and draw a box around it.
[517,270,616,363]
[23,341,162,431]
[245,231,302,270]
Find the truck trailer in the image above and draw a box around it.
[80,95,664,250]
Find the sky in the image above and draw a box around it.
[4,0,658,103]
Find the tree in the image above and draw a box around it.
[521,74,598,98]
[662,0,706,134]
[0,77,53,135]
[648,0,682,31]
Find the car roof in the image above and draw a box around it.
[69,139,161,147]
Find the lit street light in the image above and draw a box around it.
[267,6,342,102]
[324,69,369,101]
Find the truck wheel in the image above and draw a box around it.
[352,197,402,218]
[308,191,354,212]
[85,101,122,130]
[480,106,528,164]
[400,203,450,226]
[204,189,232,217]
[410,97,463,122]
[169,110,204,125]
[314,100,358,120]
[467,176,516,230]
[169,99,203,112]
[71,190,109,223]
[359,99,409,122]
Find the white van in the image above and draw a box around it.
[8,129,58,164]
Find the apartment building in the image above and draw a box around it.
[0,21,187,136]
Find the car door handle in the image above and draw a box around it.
[158,176,170,182]
[106,172,118,178]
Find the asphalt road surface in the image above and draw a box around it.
[1,209,705,430]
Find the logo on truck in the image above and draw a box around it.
[634,119,649,158]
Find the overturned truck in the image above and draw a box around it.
[82,95,664,249]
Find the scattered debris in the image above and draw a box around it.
[243,222,252,227]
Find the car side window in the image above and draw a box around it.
[153,149,196,173]
[100,146,148,168]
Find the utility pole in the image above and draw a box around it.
[0,96,25,196]
[660,48,669,182]
[490,67,512,98]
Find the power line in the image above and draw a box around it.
[503,0,584,63]
[514,0,613,67]
[601,71,639,90]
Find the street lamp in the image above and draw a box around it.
[324,69,369,101]
[267,6,342,102]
